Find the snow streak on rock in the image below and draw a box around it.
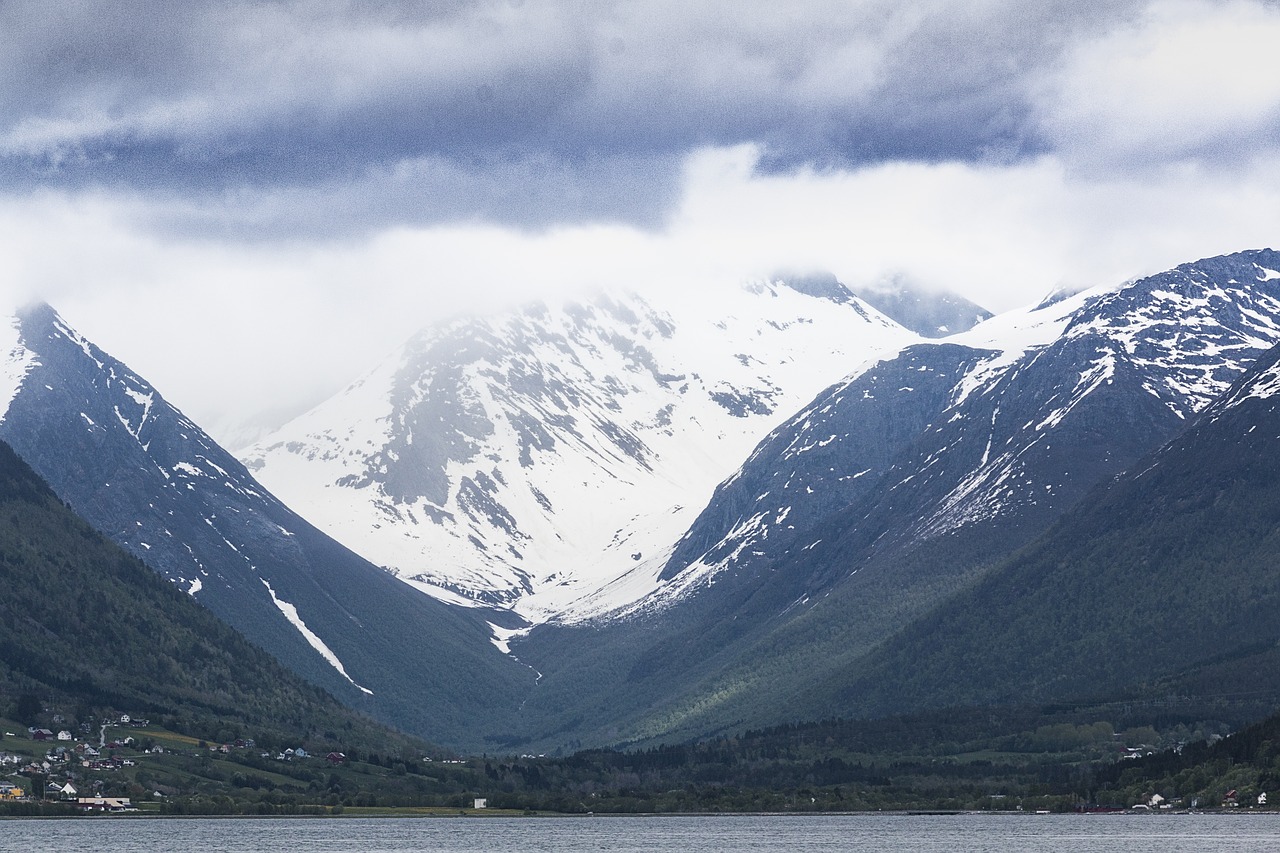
[261,579,373,695]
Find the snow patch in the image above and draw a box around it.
[0,317,37,422]
[488,622,526,655]
[260,579,373,695]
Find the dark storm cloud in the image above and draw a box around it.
[122,150,686,241]
[0,0,1258,232]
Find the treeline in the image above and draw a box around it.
[455,700,1264,813]
[7,698,1280,813]
[1092,707,1280,807]
[448,711,1167,813]
[0,801,80,817]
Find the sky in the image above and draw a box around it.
[2,0,1280,447]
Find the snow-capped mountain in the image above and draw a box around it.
[501,249,1280,748]
[242,280,919,626]
[6,249,1280,754]
[0,303,532,748]
[635,249,1280,617]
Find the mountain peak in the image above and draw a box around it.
[772,271,859,305]
[15,299,57,321]
[850,280,992,338]
[0,304,535,748]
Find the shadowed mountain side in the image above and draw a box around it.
[506,330,1183,749]
[827,341,1280,716]
[0,438,425,754]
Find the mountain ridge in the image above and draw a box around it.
[0,303,533,750]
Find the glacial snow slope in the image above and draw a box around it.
[507,249,1280,748]
[0,304,533,749]
[242,280,918,626]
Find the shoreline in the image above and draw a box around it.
[5,807,1280,820]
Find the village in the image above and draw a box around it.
[1,708,350,813]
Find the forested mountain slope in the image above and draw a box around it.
[0,439,418,753]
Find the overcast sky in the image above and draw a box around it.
[2,0,1280,447]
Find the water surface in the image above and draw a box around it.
[2,813,1278,852]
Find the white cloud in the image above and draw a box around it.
[669,145,1280,310]
[4,143,1278,449]
[1039,0,1280,169]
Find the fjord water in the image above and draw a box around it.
[3,814,1279,852]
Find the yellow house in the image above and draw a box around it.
[0,784,24,800]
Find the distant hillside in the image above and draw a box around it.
[0,438,417,755]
